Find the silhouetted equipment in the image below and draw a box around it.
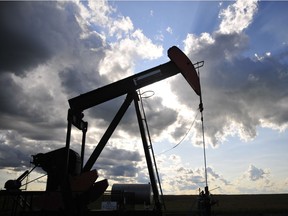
[111,184,152,206]
[4,170,30,191]
[32,147,81,191]
[168,46,201,96]
[4,164,39,191]
[68,46,200,113]
[197,186,218,216]
[1,46,202,216]
[65,46,201,213]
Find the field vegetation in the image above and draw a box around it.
[163,194,288,215]
[1,192,288,215]
[89,193,288,215]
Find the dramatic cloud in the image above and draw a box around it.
[0,2,82,75]
[0,0,287,195]
[0,0,167,190]
[98,29,163,81]
[94,146,142,180]
[179,0,288,147]
[0,135,30,170]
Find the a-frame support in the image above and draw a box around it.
[83,93,134,172]
[65,90,162,210]
[133,92,162,211]
[80,91,162,210]
[64,46,202,213]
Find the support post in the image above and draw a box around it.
[83,93,134,172]
[81,121,88,171]
[63,109,74,215]
[65,109,73,179]
[133,92,162,211]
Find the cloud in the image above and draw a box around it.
[226,164,275,193]
[0,1,105,147]
[218,0,258,34]
[0,0,286,195]
[0,1,82,76]
[0,0,163,148]
[0,1,107,178]
[245,164,268,181]
[139,97,178,138]
[110,16,134,39]
[0,135,30,170]
[98,29,163,81]
[178,0,288,147]
[0,0,165,183]
[153,153,230,194]
[83,0,115,28]
[166,26,173,34]
[160,165,205,194]
[206,167,230,185]
[0,72,66,142]
[94,146,142,179]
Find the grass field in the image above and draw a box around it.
[1,191,288,215]
[89,193,288,215]
[163,194,288,215]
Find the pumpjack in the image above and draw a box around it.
[1,46,203,216]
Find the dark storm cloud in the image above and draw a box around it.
[0,0,142,182]
[0,130,61,170]
[101,95,179,139]
[93,147,142,179]
[171,122,191,141]
[201,48,288,143]
[0,0,165,189]
[0,135,30,169]
[0,1,83,135]
[0,3,50,74]
[59,63,108,98]
[0,1,81,75]
[0,74,25,116]
[0,1,108,174]
[106,165,138,178]
[0,73,66,142]
[136,97,178,138]
[144,97,178,136]
[84,96,137,136]
[99,147,142,164]
[0,1,108,136]
[0,1,176,151]
[59,32,107,97]
[0,74,52,122]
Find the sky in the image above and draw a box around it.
[0,0,287,196]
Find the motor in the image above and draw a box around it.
[4,169,33,191]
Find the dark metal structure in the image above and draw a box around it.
[111,184,152,206]
[1,46,201,216]
[65,46,201,211]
